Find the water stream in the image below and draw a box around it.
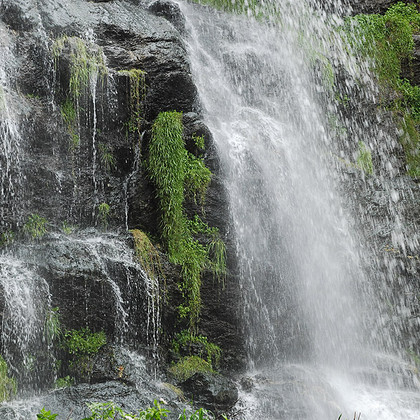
[179,0,420,418]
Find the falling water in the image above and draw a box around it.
[179,0,420,418]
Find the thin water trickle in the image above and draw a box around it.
[179,0,420,418]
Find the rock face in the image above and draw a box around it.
[0,0,243,412]
[348,0,418,15]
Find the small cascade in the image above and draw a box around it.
[0,26,23,227]
[0,257,51,390]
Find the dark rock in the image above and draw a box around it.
[180,372,239,413]
[148,0,186,34]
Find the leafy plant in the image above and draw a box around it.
[23,213,47,239]
[37,408,58,420]
[82,399,169,420]
[63,328,106,358]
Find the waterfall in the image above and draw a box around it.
[179,0,420,418]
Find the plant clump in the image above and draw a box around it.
[148,112,227,333]
[63,328,106,359]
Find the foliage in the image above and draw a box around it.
[37,408,58,420]
[184,152,212,206]
[148,112,226,332]
[63,328,106,358]
[23,213,48,239]
[169,355,215,382]
[148,111,186,256]
[118,69,146,136]
[98,143,117,172]
[356,141,374,175]
[54,375,74,389]
[38,401,225,420]
[82,400,169,420]
[346,2,420,176]
[45,307,62,345]
[0,355,17,402]
[344,2,419,87]
[98,203,111,228]
[178,408,215,420]
[130,229,164,283]
[173,330,221,367]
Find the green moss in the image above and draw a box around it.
[54,375,74,389]
[173,330,221,367]
[169,355,215,382]
[0,356,17,402]
[118,69,146,136]
[130,229,164,283]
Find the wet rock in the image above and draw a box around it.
[180,372,239,413]
[148,0,186,34]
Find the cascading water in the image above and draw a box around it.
[179,0,420,418]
